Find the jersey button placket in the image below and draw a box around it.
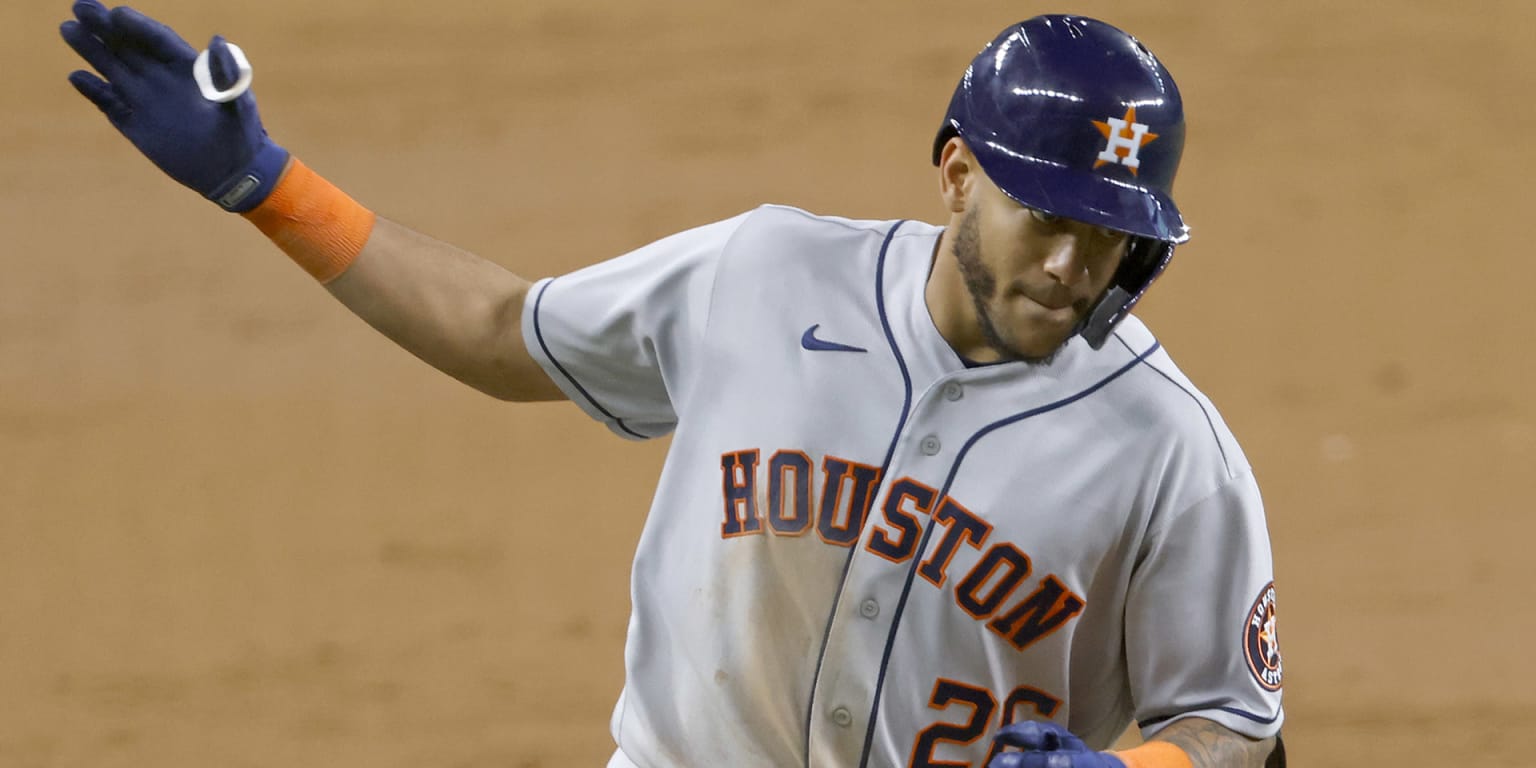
[943,381,964,401]
[920,435,942,455]
[859,599,879,619]
[830,707,853,728]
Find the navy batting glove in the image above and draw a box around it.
[987,721,1127,768]
[60,0,288,211]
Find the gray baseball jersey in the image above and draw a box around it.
[521,205,1283,768]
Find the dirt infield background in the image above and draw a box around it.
[3,1,1534,766]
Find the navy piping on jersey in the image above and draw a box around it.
[856,338,1162,768]
[530,279,648,439]
[1140,705,1282,728]
[802,220,913,767]
[1112,334,1231,470]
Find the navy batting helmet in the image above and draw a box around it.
[934,15,1188,349]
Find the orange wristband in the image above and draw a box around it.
[1113,742,1194,768]
[243,157,376,284]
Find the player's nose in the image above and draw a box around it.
[1040,233,1091,288]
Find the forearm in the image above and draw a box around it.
[239,157,563,402]
[322,216,562,402]
[58,14,563,403]
[1143,717,1274,768]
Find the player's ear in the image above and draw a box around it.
[937,137,976,214]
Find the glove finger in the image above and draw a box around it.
[70,0,112,31]
[995,721,1053,750]
[67,69,132,124]
[72,0,155,72]
[211,36,266,126]
[995,749,1056,768]
[988,754,1026,768]
[110,5,195,64]
[207,35,242,91]
[1057,733,1087,752]
[60,18,131,84]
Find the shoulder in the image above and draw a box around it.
[739,204,901,234]
[1097,315,1252,481]
[729,204,936,252]
[702,205,933,282]
[672,204,939,248]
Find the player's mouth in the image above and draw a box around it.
[1015,286,1084,317]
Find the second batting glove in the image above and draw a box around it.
[987,721,1127,768]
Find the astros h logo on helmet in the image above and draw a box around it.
[1092,106,1158,175]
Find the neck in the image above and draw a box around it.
[925,225,1005,364]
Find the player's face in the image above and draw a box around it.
[952,178,1130,363]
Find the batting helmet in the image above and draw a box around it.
[933,15,1188,349]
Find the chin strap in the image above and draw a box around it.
[1077,238,1174,349]
[1078,286,1134,349]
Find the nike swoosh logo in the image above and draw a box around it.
[801,324,868,353]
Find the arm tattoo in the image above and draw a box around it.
[1153,717,1275,768]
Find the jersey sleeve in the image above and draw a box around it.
[1124,470,1285,740]
[521,213,750,439]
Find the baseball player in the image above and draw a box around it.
[61,3,1285,767]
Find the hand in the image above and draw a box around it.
[987,721,1126,768]
[60,0,289,211]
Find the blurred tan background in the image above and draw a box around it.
[4,1,1535,765]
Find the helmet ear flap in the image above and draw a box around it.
[1078,238,1174,349]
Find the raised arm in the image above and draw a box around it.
[60,0,563,402]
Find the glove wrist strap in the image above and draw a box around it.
[210,140,291,212]
[242,157,376,283]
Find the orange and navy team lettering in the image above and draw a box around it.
[720,448,1087,654]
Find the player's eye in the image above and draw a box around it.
[1029,208,1126,243]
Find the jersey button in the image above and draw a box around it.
[920,435,941,455]
[943,382,964,401]
[831,707,853,727]
[859,599,879,619]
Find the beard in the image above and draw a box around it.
[951,208,1064,366]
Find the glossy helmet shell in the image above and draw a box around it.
[934,15,1189,348]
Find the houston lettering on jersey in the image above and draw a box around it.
[720,448,1087,653]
